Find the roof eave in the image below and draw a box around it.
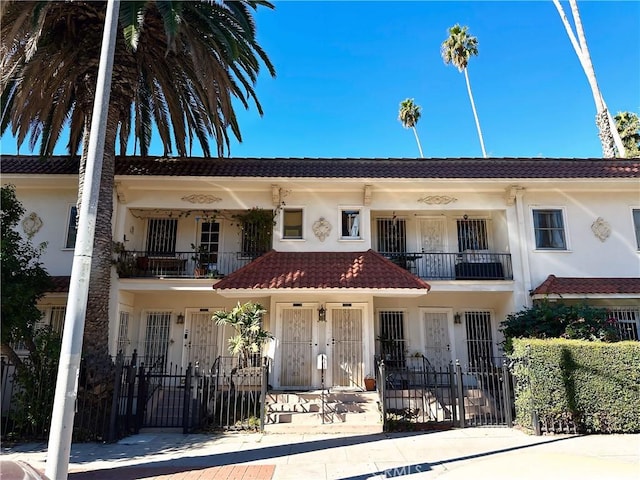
[215,287,430,298]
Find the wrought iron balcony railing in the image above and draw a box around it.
[113,250,265,279]
[379,251,513,281]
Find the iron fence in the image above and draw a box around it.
[379,252,513,280]
[1,357,113,443]
[376,355,514,431]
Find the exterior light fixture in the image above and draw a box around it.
[176,313,185,324]
[318,305,327,322]
[454,312,462,324]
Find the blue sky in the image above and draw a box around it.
[1,1,639,159]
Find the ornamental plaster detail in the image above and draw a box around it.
[22,212,43,238]
[181,194,222,204]
[312,217,332,242]
[418,195,458,205]
[591,217,611,242]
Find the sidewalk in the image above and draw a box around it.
[2,427,638,480]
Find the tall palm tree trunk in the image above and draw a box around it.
[464,68,487,158]
[412,126,424,158]
[553,0,625,158]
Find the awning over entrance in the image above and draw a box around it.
[214,250,430,297]
[531,275,640,299]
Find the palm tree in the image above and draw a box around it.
[614,111,640,158]
[441,24,487,158]
[1,1,275,373]
[552,0,625,158]
[398,98,424,158]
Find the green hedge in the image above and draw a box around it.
[510,338,640,434]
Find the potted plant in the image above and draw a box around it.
[212,302,274,369]
[191,243,209,277]
[364,374,376,391]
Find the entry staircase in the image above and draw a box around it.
[264,390,383,433]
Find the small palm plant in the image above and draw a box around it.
[212,302,274,368]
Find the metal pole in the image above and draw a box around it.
[45,1,120,478]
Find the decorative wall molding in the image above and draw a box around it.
[181,194,222,204]
[114,181,127,203]
[417,195,458,205]
[363,185,372,206]
[591,217,611,242]
[312,217,332,242]
[22,212,43,238]
[506,185,524,206]
[271,185,291,206]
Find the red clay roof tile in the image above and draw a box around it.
[532,275,640,295]
[214,250,430,291]
[1,156,639,179]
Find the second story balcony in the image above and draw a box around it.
[380,251,513,281]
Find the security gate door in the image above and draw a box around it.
[423,311,451,370]
[185,311,220,372]
[280,307,314,387]
[330,308,364,388]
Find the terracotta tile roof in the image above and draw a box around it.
[1,155,638,179]
[532,275,640,295]
[48,276,71,293]
[214,250,431,291]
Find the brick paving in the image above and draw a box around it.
[67,465,275,480]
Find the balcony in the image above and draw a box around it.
[380,252,513,281]
[113,250,263,279]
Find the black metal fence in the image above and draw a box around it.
[1,357,113,442]
[380,252,513,280]
[110,353,268,439]
[376,356,514,431]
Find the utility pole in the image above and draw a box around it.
[45,1,120,478]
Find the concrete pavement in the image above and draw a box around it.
[1,427,638,480]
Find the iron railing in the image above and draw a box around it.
[114,251,265,279]
[376,355,514,431]
[379,252,513,280]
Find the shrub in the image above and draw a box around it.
[510,338,640,434]
[501,301,619,353]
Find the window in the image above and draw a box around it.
[533,209,567,250]
[198,221,220,265]
[633,209,640,249]
[377,217,406,253]
[143,311,171,369]
[282,209,303,239]
[117,311,130,356]
[465,311,493,369]
[609,307,639,341]
[378,310,406,368]
[341,209,361,239]
[147,218,177,255]
[65,206,78,249]
[457,218,488,251]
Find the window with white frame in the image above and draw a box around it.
[65,206,78,249]
[609,307,639,341]
[341,209,361,239]
[633,209,640,249]
[532,209,567,250]
[282,208,303,239]
[198,221,220,265]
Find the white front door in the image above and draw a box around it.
[184,310,221,372]
[423,310,452,370]
[278,306,316,388]
[328,307,364,389]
